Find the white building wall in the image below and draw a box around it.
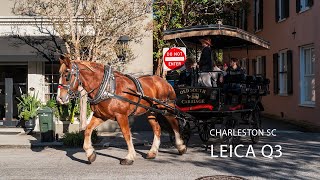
[27,61,45,103]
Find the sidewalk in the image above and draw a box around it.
[0,128,167,149]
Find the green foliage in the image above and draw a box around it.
[62,130,99,147]
[16,92,41,121]
[45,98,92,124]
[153,0,245,75]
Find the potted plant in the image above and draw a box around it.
[17,92,41,132]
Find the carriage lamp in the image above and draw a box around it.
[116,35,130,61]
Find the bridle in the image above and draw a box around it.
[58,63,83,99]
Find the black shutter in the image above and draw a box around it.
[244,9,248,31]
[296,0,301,13]
[254,0,257,30]
[273,53,279,94]
[308,0,314,7]
[284,0,290,18]
[259,0,264,29]
[237,11,240,27]
[246,58,250,75]
[275,0,279,22]
[252,59,257,75]
[262,56,267,78]
[287,50,293,95]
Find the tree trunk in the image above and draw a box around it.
[78,86,88,130]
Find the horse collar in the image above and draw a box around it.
[88,65,116,104]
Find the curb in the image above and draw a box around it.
[0,142,147,149]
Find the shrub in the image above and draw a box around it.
[62,130,99,147]
[17,92,41,120]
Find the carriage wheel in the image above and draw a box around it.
[249,108,261,144]
[198,121,213,143]
[221,117,240,147]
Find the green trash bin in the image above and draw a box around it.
[38,107,55,142]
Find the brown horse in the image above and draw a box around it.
[56,56,187,165]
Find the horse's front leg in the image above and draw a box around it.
[83,116,103,163]
[115,113,136,165]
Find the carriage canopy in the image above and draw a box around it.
[163,24,270,50]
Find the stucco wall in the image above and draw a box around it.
[226,0,320,127]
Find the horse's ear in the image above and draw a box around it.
[59,54,71,67]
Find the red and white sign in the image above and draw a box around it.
[163,47,186,71]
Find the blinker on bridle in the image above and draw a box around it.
[58,63,82,98]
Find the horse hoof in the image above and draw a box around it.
[146,152,157,159]
[120,159,134,165]
[88,151,97,163]
[178,147,187,155]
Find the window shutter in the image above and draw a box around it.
[259,0,264,29]
[284,0,290,18]
[273,53,279,94]
[262,56,267,78]
[254,0,257,30]
[236,11,240,27]
[246,58,250,75]
[287,50,293,95]
[244,9,248,31]
[275,0,279,22]
[308,0,314,7]
[296,0,301,13]
[252,59,257,75]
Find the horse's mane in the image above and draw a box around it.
[73,60,153,78]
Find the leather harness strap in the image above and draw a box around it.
[125,74,145,116]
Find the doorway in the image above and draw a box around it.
[0,64,27,126]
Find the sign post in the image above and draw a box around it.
[163,47,186,71]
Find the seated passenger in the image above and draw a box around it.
[223,58,246,106]
[178,59,195,86]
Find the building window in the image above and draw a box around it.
[276,0,289,22]
[296,0,314,13]
[273,50,293,95]
[254,0,263,31]
[252,56,266,77]
[232,9,248,30]
[239,58,249,74]
[300,45,315,106]
[278,51,288,95]
[256,56,266,77]
[44,62,60,101]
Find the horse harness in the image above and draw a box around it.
[60,62,145,116]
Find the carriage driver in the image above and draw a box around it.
[223,58,246,109]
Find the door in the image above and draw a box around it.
[0,65,27,126]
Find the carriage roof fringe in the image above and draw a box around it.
[163,24,270,50]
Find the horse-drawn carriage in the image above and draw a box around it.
[57,24,270,165]
[163,24,271,145]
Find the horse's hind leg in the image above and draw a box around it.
[83,116,103,163]
[146,115,161,159]
[164,114,187,155]
[116,113,136,165]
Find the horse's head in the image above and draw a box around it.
[56,55,80,105]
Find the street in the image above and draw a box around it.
[0,125,319,180]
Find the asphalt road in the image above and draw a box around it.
[0,130,319,180]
